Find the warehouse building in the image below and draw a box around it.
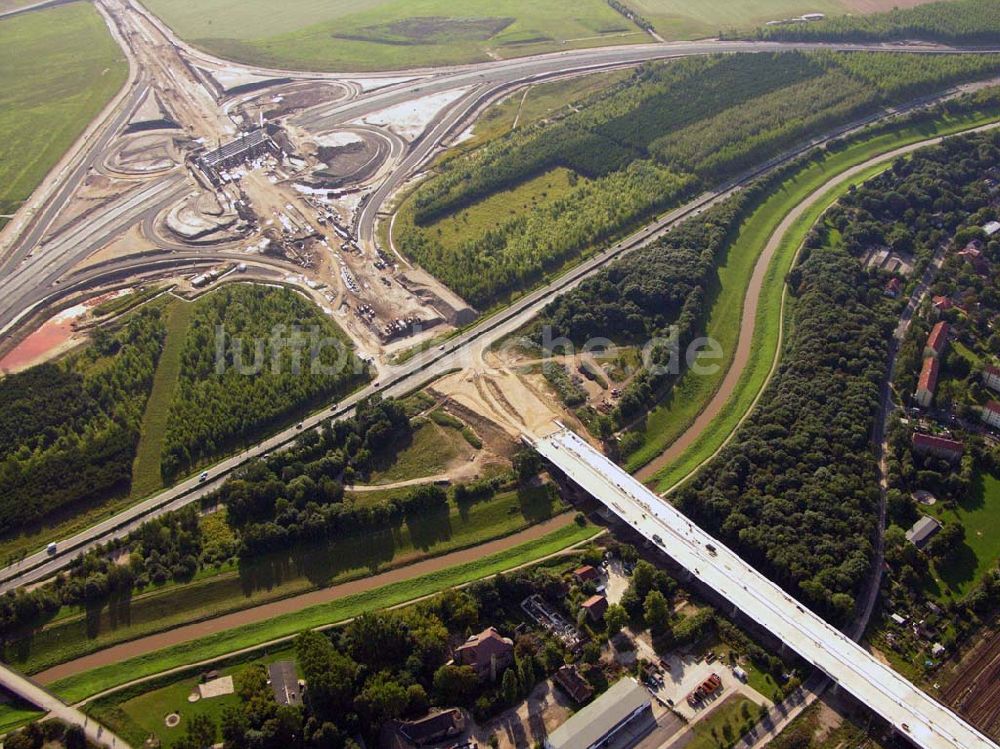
[544,678,654,749]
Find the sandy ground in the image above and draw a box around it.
[34,513,575,684]
[356,88,471,141]
[474,679,574,749]
[432,368,563,439]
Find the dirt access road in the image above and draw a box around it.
[35,513,576,685]
[635,120,1000,489]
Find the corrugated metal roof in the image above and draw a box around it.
[545,678,649,749]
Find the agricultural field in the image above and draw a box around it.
[0,1,127,230]
[396,52,1000,310]
[141,0,644,72]
[627,0,846,40]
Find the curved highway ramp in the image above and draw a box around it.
[531,427,997,749]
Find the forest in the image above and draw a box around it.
[160,285,368,481]
[0,308,165,534]
[0,397,459,641]
[673,234,895,623]
[740,0,1000,45]
[530,152,806,427]
[398,51,1000,308]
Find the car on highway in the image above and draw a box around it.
[46,542,57,555]
[198,471,209,482]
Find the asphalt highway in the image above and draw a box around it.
[1,76,994,591]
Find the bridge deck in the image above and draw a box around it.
[533,427,996,749]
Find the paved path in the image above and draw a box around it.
[0,662,129,748]
[34,513,574,684]
[636,120,1000,496]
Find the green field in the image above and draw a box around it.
[142,0,643,72]
[629,0,847,39]
[396,167,580,255]
[624,104,1000,486]
[0,1,127,229]
[687,694,759,749]
[129,298,195,499]
[0,700,44,735]
[924,470,1000,600]
[467,70,633,147]
[49,521,599,703]
[368,418,476,483]
[7,484,564,675]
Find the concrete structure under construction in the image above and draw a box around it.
[533,426,998,749]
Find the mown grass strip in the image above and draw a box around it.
[625,104,1000,477]
[49,522,599,703]
[129,298,194,499]
[651,159,891,491]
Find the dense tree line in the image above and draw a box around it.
[674,237,895,623]
[0,308,165,533]
[531,153,812,427]
[0,397,421,642]
[400,52,1000,309]
[176,560,592,748]
[738,0,1000,45]
[161,285,368,481]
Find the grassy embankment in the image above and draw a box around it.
[129,299,196,499]
[141,0,643,72]
[0,2,127,230]
[6,479,566,676]
[368,417,477,484]
[49,521,599,704]
[88,552,581,748]
[686,694,760,749]
[624,103,1000,489]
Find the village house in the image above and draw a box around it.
[914,357,940,408]
[981,400,1000,429]
[983,364,1000,393]
[453,626,514,681]
[581,594,609,623]
[924,321,949,359]
[911,433,964,463]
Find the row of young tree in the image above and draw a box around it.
[737,0,1000,45]
[0,307,166,534]
[400,52,1000,309]
[161,285,368,481]
[399,160,695,308]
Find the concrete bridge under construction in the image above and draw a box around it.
[531,426,997,749]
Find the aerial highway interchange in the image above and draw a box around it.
[2,1,1000,747]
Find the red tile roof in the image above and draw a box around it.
[911,433,964,458]
[926,322,949,355]
[885,277,903,295]
[987,400,1000,415]
[986,364,1000,378]
[581,594,609,620]
[932,296,953,311]
[918,357,939,394]
[573,565,599,582]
